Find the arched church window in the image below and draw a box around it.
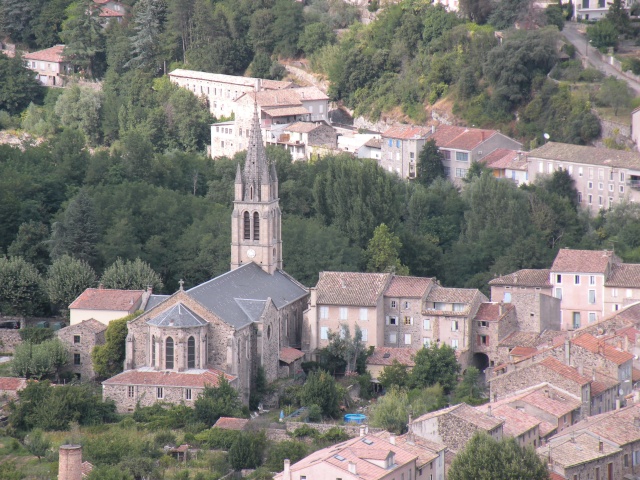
[151,335,156,366]
[250,185,253,200]
[187,336,196,369]
[243,212,250,240]
[253,212,260,240]
[166,337,174,370]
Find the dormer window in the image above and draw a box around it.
[386,453,395,468]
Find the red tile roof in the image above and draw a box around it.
[69,288,144,311]
[572,333,633,365]
[429,125,499,151]
[560,403,640,446]
[63,318,107,334]
[605,263,640,287]
[549,472,566,480]
[0,377,27,392]
[99,6,124,17]
[102,368,235,388]
[425,285,484,304]
[474,302,514,321]
[484,404,540,438]
[366,347,416,367]
[551,249,616,274]
[213,416,249,430]
[483,149,527,171]
[509,346,538,357]
[521,388,582,417]
[23,45,66,63]
[279,347,305,364]
[381,125,432,140]
[374,432,442,467]
[384,276,434,298]
[316,272,390,306]
[488,269,551,287]
[539,357,591,385]
[413,403,504,432]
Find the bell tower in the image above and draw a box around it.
[230,103,282,274]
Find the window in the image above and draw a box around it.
[151,335,156,366]
[556,274,562,283]
[360,308,368,321]
[166,337,174,369]
[455,168,468,178]
[128,386,134,398]
[390,300,397,308]
[548,163,554,174]
[320,306,328,319]
[634,450,640,465]
[73,335,81,344]
[599,182,604,191]
[599,196,603,206]
[389,332,397,344]
[595,467,600,480]
[404,316,413,326]
[361,329,368,341]
[612,288,618,297]
[504,292,512,302]
[625,454,629,467]
[555,288,562,300]
[388,139,392,147]
[588,289,596,304]
[243,212,250,240]
[423,319,431,330]
[627,289,633,298]
[588,194,593,204]
[443,167,451,177]
[575,275,581,285]
[573,312,581,329]
[588,181,593,189]
[185,388,192,400]
[339,307,348,320]
[403,301,410,309]
[609,184,614,192]
[253,212,260,240]
[620,185,625,194]
[157,387,164,399]
[578,192,583,203]
[578,167,583,176]
[404,334,412,345]
[589,167,594,179]
[451,320,459,332]
[320,327,329,340]
[388,316,398,325]
[456,152,469,162]
[74,353,81,365]
[453,303,466,312]
[590,275,596,285]
[478,321,488,327]
[423,338,431,347]
[451,339,459,349]
[589,312,596,323]
[478,335,489,346]
[187,336,196,369]
[442,150,451,160]
[396,140,401,148]
[340,325,347,339]
[410,152,415,161]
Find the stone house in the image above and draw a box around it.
[573,0,628,20]
[0,377,27,401]
[358,138,382,160]
[482,148,529,186]
[527,142,640,213]
[267,121,337,161]
[273,433,418,480]
[471,302,517,368]
[69,286,151,326]
[23,45,73,87]
[56,319,107,381]
[95,0,127,24]
[476,403,541,449]
[374,431,446,480]
[489,269,552,302]
[365,347,416,383]
[411,403,504,453]
[380,125,432,179]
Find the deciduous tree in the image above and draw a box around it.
[92,312,138,379]
[409,343,460,393]
[46,255,96,315]
[299,369,340,417]
[597,76,632,116]
[417,139,445,187]
[60,0,105,78]
[0,53,43,114]
[0,256,47,317]
[100,258,163,291]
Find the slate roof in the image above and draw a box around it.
[539,357,591,385]
[279,347,305,364]
[425,285,482,304]
[145,294,170,311]
[24,45,66,62]
[213,416,249,430]
[381,125,432,140]
[168,69,293,90]
[366,347,416,367]
[551,249,616,273]
[69,288,144,311]
[528,141,640,170]
[186,263,308,329]
[147,303,207,328]
[488,269,551,287]
[103,368,235,387]
[474,303,514,321]
[384,276,434,298]
[315,272,390,306]
[605,263,640,287]
[571,333,633,365]
[413,403,504,432]
[482,148,527,171]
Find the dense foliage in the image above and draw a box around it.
[92,312,139,380]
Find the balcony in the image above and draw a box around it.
[627,178,640,189]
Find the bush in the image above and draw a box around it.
[299,370,340,418]
[154,431,177,448]
[18,327,53,345]
[228,432,266,470]
[291,424,319,438]
[266,440,308,471]
[318,427,350,444]
[195,428,241,450]
[307,404,322,422]
[621,56,640,74]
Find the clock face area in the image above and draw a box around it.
[247,248,256,258]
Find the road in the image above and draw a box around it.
[562,23,640,95]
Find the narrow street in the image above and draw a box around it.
[562,23,640,95]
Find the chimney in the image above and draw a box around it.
[389,434,396,445]
[571,433,575,443]
[487,405,492,417]
[98,283,104,289]
[348,462,357,474]
[360,425,366,437]
[514,273,518,284]
[147,285,153,294]
[624,334,629,351]
[431,125,435,134]
[499,302,504,315]
[283,459,291,480]
[599,441,604,452]
[544,389,550,398]
[58,445,83,480]
[565,339,570,364]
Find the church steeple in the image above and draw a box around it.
[230,99,282,274]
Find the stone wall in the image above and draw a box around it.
[308,125,337,149]
[508,292,561,333]
[561,449,623,480]
[0,331,22,354]
[104,383,203,413]
[284,421,383,436]
[56,322,106,380]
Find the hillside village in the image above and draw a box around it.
[6,0,640,479]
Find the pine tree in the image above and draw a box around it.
[50,190,99,266]
[417,139,445,187]
[126,0,167,70]
[60,0,105,78]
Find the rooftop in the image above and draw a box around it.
[102,368,235,388]
[560,403,640,446]
[279,347,305,364]
[366,347,416,367]
[538,432,621,469]
[413,403,504,432]
[482,148,527,171]
[69,288,144,311]
[488,269,551,287]
[382,125,432,140]
[571,333,633,365]
[146,303,207,328]
[291,86,330,101]
[24,45,66,62]
[374,431,443,467]
[168,69,293,90]
[384,276,434,298]
[605,263,640,287]
[315,272,390,307]
[539,357,591,385]
[60,318,107,334]
[474,302,515,321]
[520,387,582,417]
[425,285,483,305]
[528,141,640,170]
[285,121,324,133]
[551,249,617,274]
[479,404,540,438]
[212,416,249,431]
[429,125,509,151]
[0,377,27,392]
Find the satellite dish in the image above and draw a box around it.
[543,133,550,140]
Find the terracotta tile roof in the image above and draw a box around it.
[572,333,633,365]
[429,125,504,151]
[285,122,321,133]
[551,249,616,274]
[81,461,93,477]
[279,347,305,364]
[528,141,640,170]
[509,346,538,356]
[549,471,565,480]
[540,357,591,385]
[247,90,303,107]
[538,432,621,468]
[483,149,527,171]
[292,86,330,101]
[69,288,144,311]
[374,432,443,467]
[589,373,618,397]
[102,368,235,388]
[413,403,504,432]
[384,276,434,298]
[633,367,640,382]
[275,434,418,480]
[521,388,582,417]
[428,125,467,146]
[474,302,514,321]
[265,106,311,117]
[0,377,27,392]
[23,45,66,62]
[381,125,432,140]
[315,272,390,306]
[366,347,416,367]
[498,330,567,349]
[539,420,557,438]
[425,285,483,304]
[560,403,640,446]
[99,6,124,16]
[213,416,249,430]
[364,138,382,149]
[605,263,640,287]
[61,318,107,334]
[614,325,640,343]
[482,405,540,438]
[488,269,551,287]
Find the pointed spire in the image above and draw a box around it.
[243,98,270,202]
[235,163,242,184]
[270,162,278,183]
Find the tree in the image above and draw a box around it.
[24,429,50,460]
[50,190,99,266]
[92,312,138,379]
[409,343,460,393]
[229,432,266,470]
[365,224,409,275]
[60,0,105,77]
[54,87,103,145]
[12,338,68,380]
[448,432,549,480]
[417,139,445,187]
[271,0,304,57]
[0,53,43,114]
[299,369,340,418]
[369,387,411,433]
[298,22,336,55]
[606,0,630,34]
[126,0,167,70]
[194,377,244,425]
[587,19,619,49]
[86,467,133,480]
[0,256,48,317]
[46,255,96,314]
[378,359,410,390]
[7,221,50,273]
[266,440,307,471]
[100,258,164,291]
[459,0,493,23]
[488,0,532,29]
[597,76,632,116]
[0,0,34,44]
[545,4,564,30]
[325,324,365,374]
[454,367,484,405]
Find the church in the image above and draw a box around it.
[103,106,309,412]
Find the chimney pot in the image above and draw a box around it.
[487,405,492,416]
[359,425,366,437]
[389,434,396,445]
[283,459,292,480]
[599,441,604,452]
[348,462,357,474]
